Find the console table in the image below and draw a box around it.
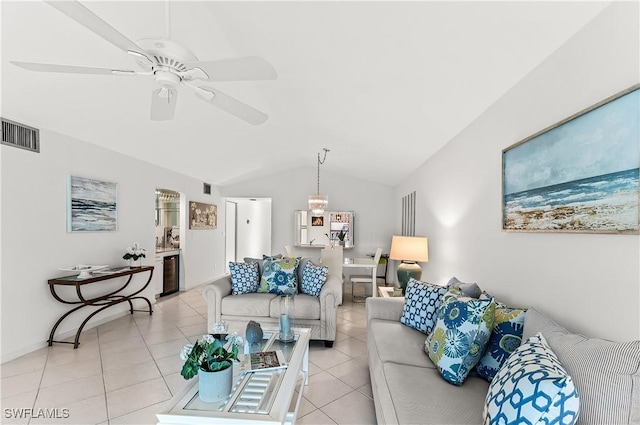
[47,266,154,348]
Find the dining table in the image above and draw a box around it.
[343,257,378,298]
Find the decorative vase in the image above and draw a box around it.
[198,366,233,403]
[129,258,141,268]
[279,295,295,342]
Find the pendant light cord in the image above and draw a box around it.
[317,148,329,195]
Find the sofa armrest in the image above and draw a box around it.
[318,273,341,342]
[202,275,232,332]
[366,297,405,322]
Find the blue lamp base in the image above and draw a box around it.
[397,261,422,294]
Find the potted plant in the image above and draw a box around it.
[122,242,146,267]
[337,230,347,246]
[180,333,243,402]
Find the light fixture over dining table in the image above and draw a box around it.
[309,148,330,215]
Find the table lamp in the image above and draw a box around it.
[389,235,429,294]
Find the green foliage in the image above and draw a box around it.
[179,334,242,380]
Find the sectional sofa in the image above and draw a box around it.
[366,295,640,424]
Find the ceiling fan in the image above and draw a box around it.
[11,1,277,124]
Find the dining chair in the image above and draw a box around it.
[320,245,344,305]
[284,245,294,257]
[350,248,383,302]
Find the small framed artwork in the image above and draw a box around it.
[67,175,117,232]
[311,216,324,226]
[190,201,217,229]
[502,84,639,234]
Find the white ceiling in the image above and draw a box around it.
[1,1,609,187]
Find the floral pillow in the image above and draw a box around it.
[258,257,300,295]
[475,293,526,382]
[425,286,495,386]
[484,333,580,424]
[400,278,447,334]
[228,261,260,295]
[300,262,328,297]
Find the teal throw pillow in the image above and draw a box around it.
[425,286,495,386]
[258,257,300,295]
[300,262,328,297]
[475,293,526,382]
[484,333,580,424]
[400,278,447,334]
[229,261,260,295]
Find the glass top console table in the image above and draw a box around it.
[157,328,310,425]
[47,266,154,348]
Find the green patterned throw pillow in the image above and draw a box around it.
[258,257,300,295]
[425,287,496,386]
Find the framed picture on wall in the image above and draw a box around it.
[189,201,217,229]
[67,175,118,232]
[311,216,324,226]
[502,84,639,234]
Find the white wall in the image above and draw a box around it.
[1,129,227,362]
[396,2,639,342]
[221,167,396,259]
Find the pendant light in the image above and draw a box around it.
[308,148,330,214]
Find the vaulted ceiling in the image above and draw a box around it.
[1,1,609,186]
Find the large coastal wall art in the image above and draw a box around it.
[502,85,639,234]
[67,175,118,232]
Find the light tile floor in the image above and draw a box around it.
[1,285,377,425]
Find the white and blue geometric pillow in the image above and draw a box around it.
[484,332,580,425]
[229,261,260,295]
[300,262,329,297]
[400,278,448,334]
[475,294,527,382]
[425,287,495,386]
[258,257,300,295]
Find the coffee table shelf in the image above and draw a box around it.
[157,328,310,425]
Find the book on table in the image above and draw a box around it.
[239,350,287,373]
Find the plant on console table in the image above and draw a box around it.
[122,242,146,267]
[180,333,243,403]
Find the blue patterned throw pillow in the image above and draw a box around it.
[300,262,328,297]
[400,278,448,334]
[229,261,260,295]
[425,287,495,386]
[475,293,526,382]
[258,257,300,295]
[484,333,580,425]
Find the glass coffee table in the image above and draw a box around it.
[157,328,310,425]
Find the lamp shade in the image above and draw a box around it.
[389,236,429,263]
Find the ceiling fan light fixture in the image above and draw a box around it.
[308,148,330,215]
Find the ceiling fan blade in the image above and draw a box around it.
[11,61,137,76]
[183,57,277,81]
[45,0,150,61]
[194,86,268,125]
[150,88,178,121]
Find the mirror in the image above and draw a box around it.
[294,210,354,248]
[156,189,181,249]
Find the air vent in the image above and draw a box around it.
[203,183,211,195]
[1,118,39,153]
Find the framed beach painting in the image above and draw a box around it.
[67,175,117,232]
[502,85,639,234]
[189,201,217,229]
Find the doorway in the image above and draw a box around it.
[225,198,272,271]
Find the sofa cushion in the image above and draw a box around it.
[258,257,300,295]
[425,287,495,386]
[228,261,260,295]
[244,254,283,276]
[475,294,526,382]
[221,292,276,317]
[523,307,640,425]
[446,276,482,298]
[484,332,580,425]
[300,262,328,296]
[269,294,320,320]
[381,362,487,424]
[369,319,435,369]
[400,278,447,334]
